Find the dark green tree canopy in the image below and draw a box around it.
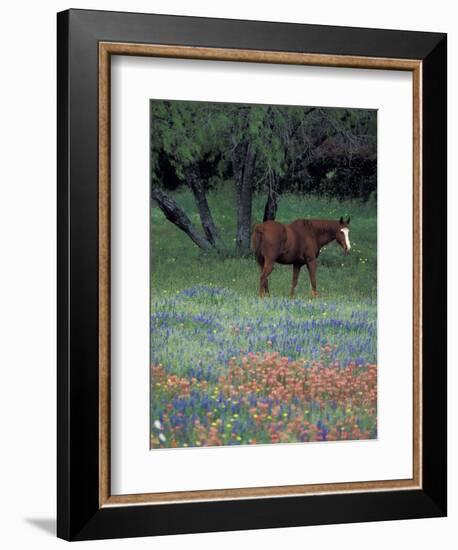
[150,99,376,254]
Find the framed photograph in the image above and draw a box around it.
[57,9,447,541]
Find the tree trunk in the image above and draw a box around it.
[186,167,222,248]
[151,187,212,251]
[263,173,280,221]
[263,193,278,222]
[235,143,256,255]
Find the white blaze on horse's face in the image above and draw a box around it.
[340,228,351,252]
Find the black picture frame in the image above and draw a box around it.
[57,8,447,541]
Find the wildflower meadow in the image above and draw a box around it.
[150,188,377,449]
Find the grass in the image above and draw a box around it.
[151,183,377,300]
[150,184,377,448]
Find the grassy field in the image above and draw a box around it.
[150,185,377,448]
[151,185,377,299]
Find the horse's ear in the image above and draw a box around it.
[339,216,344,224]
[346,217,351,225]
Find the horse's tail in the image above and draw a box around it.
[251,224,264,266]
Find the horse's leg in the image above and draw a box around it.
[257,257,265,297]
[260,261,274,298]
[306,258,318,298]
[290,264,301,298]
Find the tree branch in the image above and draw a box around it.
[185,167,223,249]
[151,187,212,251]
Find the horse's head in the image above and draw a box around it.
[336,217,351,254]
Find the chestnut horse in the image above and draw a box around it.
[251,217,351,298]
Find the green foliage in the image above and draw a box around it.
[151,99,377,200]
[150,100,230,182]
